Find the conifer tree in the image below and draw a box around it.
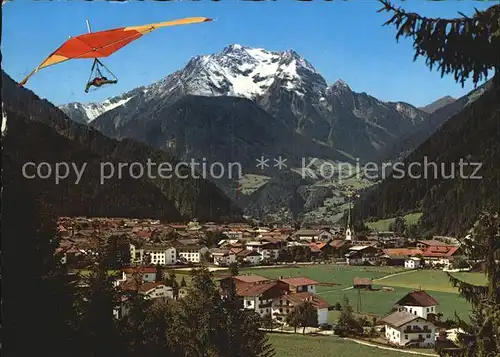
[2,162,80,357]
[446,212,499,357]
[378,0,500,88]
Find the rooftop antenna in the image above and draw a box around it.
[86,19,92,33]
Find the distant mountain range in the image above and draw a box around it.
[418,96,456,114]
[57,44,482,224]
[60,44,428,162]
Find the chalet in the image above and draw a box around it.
[239,282,285,317]
[345,245,380,265]
[209,248,236,266]
[272,292,330,326]
[245,241,280,260]
[122,267,157,283]
[380,248,423,266]
[330,239,349,257]
[394,290,439,319]
[120,281,173,300]
[223,230,243,240]
[237,249,262,265]
[353,277,373,289]
[405,257,422,269]
[293,229,320,241]
[381,310,436,348]
[421,246,460,268]
[219,274,328,326]
[278,277,318,294]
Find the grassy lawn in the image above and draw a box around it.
[268,333,422,357]
[375,270,487,293]
[239,265,479,320]
[366,212,423,231]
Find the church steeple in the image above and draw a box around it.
[345,191,359,241]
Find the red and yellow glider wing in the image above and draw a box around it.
[19,17,213,86]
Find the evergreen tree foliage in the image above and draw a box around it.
[378,0,500,87]
[1,172,80,357]
[446,211,500,357]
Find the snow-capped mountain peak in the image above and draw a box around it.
[59,95,135,124]
[172,44,327,99]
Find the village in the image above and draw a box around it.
[56,215,471,354]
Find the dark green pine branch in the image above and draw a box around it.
[378,0,500,87]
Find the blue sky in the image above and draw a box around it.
[2,0,495,107]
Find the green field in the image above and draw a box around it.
[240,265,483,320]
[367,212,423,231]
[269,334,425,357]
[374,270,487,293]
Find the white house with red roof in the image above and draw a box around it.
[122,267,157,283]
[271,292,329,325]
[278,277,318,294]
[394,290,439,319]
[380,290,439,348]
[218,274,329,325]
[381,310,436,348]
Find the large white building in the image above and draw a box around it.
[130,243,177,265]
[382,311,436,348]
[395,290,439,320]
[177,245,208,263]
[381,290,439,348]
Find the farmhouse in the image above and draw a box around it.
[405,257,422,269]
[394,290,439,319]
[381,310,436,348]
[278,277,318,294]
[218,275,328,326]
[293,229,320,241]
[380,248,423,266]
[237,249,262,265]
[122,267,157,283]
[209,248,236,266]
[271,292,330,326]
[345,245,380,265]
[421,246,460,268]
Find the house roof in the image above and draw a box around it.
[277,292,329,309]
[279,277,319,286]
[237,282,278,297]
[353,277,373,286]
[349,245,377,251]
[122,267,157,274]
[330,240,346,248]
[423,246,459,257]
[120,280,167,293]
[238,250,261,257]
[309,242,328,250]
[395,290,440,307]
[233,274,270,283]
[294,229,320,236]
[417,239,448,246]
[381,311,422,328]
[382,248,424,258]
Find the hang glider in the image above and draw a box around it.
[19,17,213,89]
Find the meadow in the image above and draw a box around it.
[268,333,434,357]
[366,212,423,231]
[239,264,485,320]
